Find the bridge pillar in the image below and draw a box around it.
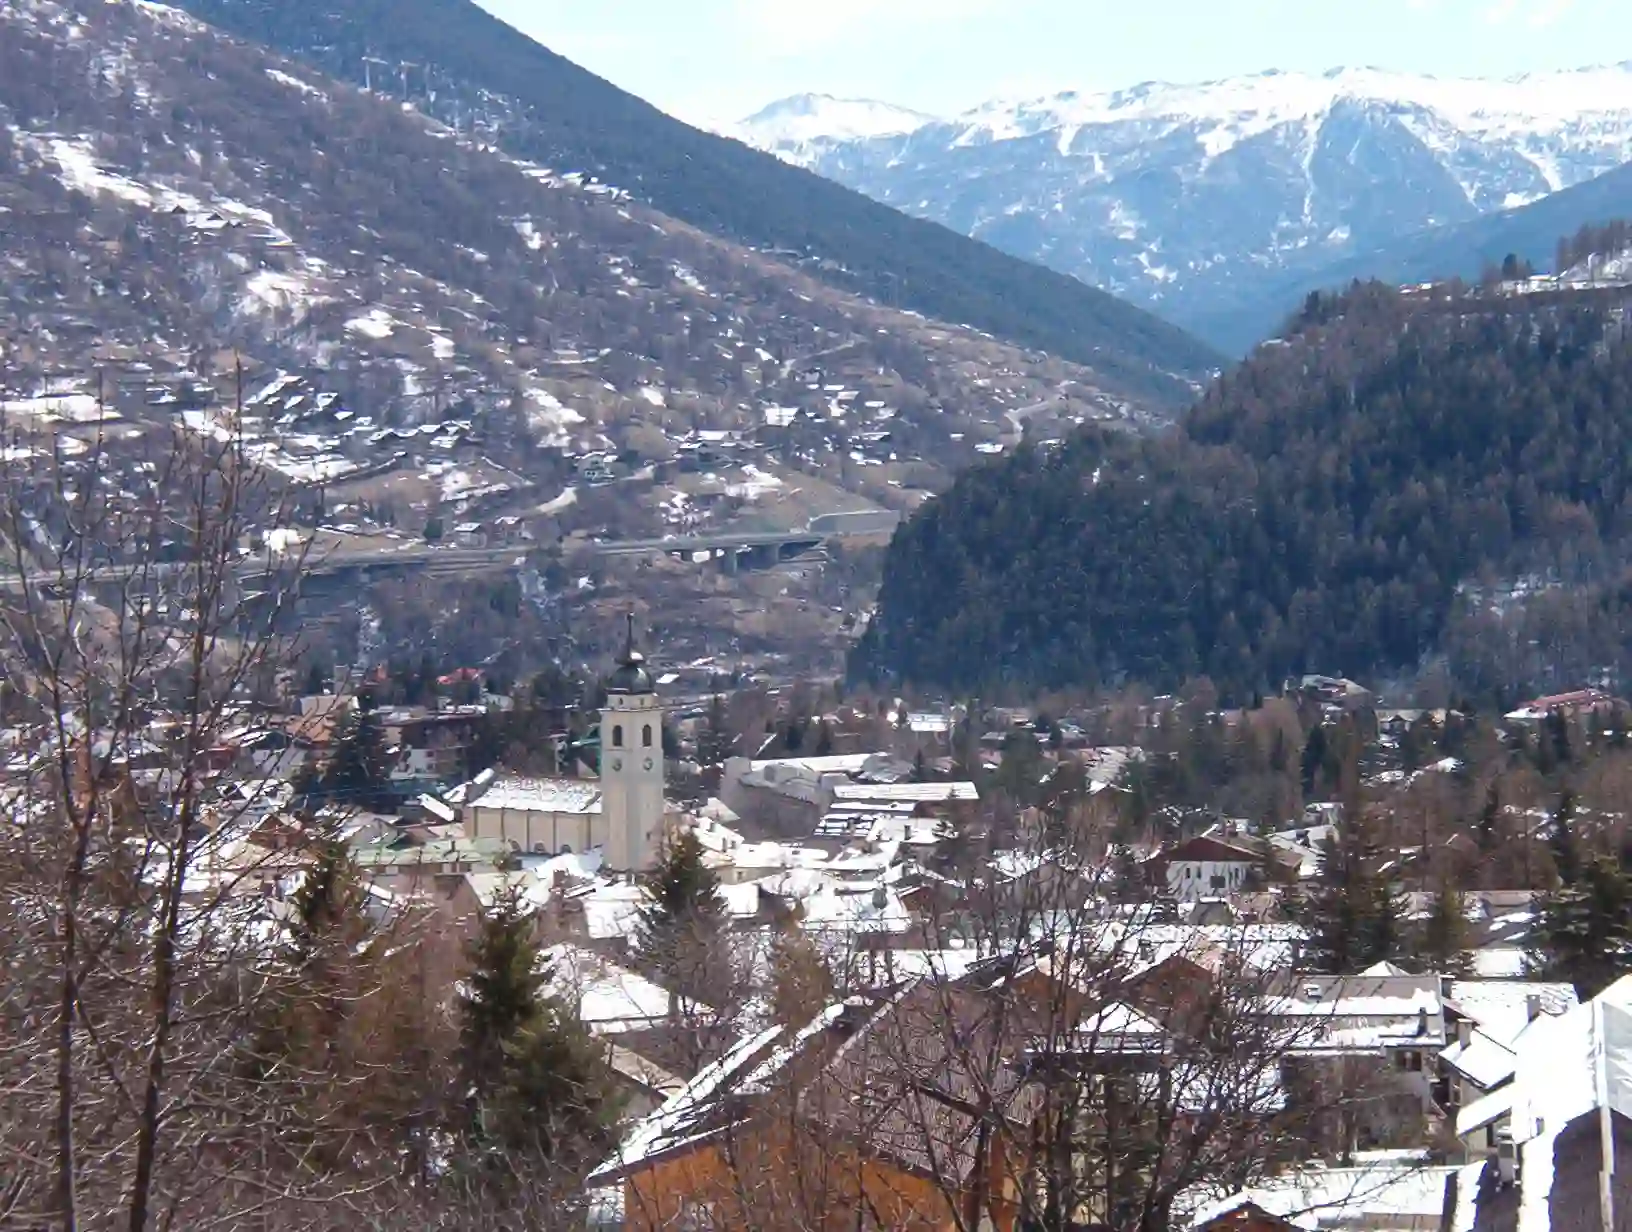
[719,548,739,576]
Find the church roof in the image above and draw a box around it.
[606,613,655,696]
[469,775,602,815]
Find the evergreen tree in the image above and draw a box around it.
[1300,724,1329,799]
[495,1002,619,1167]
[1543,709,1573,768]
[1420,879,1472,976]
[287,839,369,964]
[1529,855,1632,999]
[460,883,544,1097]
[635,830,728,1005]
[1295,823,1403,974]
[458,885,617,1179]
[1476,782,1501,854]
[1549,788,1582,887]
[322,697,388,799]
[249,841,373,1090]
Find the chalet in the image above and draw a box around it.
[1269,965,1448,1153]
[1150,835,1268,901]
[591,982,1041,1232]
[1503,688,1626,725]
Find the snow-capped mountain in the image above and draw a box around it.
[734,66,1632,350]
[733,93,937,163]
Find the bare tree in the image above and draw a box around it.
[606,787,1434,1232]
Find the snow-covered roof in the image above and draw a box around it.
[1447,979,1576,1046]
[467,775,601,814]
[1455,1084,1514,1138]
[829,780,978,804]
[579,882,646,941]
[588,1022,788,1182]
[1500,974,1632,1231]
[1439,1028,1517,1092]
[1187,1160,1476,1232]
[541,944,692,1034]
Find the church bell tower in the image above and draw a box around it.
[600,615,665,873]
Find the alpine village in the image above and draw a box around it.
[6,1,1632,1230]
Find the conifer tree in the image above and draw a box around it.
[457,884,617,1173]
[1548,788,1582,886]
[1476,782,1501,854]
[1420,879,1472,976]
[1300,724,1329,799]
[249,840,374,1105]
[496,1002,619,1168]
[1295,822,1403,974]
[287,839,370,963]
[460,883,544,1098]
[635,829,728,1005]
[323,697,388,799]
[1528,855,1632,999]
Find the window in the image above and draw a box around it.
[643,723,653,747]
[1210,874,1227,889]
[613,724,623,747]
[560,844,573,855]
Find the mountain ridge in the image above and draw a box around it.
[734,64,1632,353]
[170,0,1221,405]
[0,0,1166,514]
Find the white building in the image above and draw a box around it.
[461,619,668,872]
[1156,835,1264,901]
[600,617,666,873]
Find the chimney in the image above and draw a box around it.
[1457,1018,1472,1047]
[1417,1007,1430,1038]
[1526,994,1543,1023]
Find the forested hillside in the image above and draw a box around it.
[1202,159,1632,351]
[176,0,1221,407]
[854,272,1632,701]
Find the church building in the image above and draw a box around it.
[459,618,668,873]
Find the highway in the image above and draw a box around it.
[0,524,879,593]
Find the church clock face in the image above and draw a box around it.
[611,758,623,771]
[643,757,654,771]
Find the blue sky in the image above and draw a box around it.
[472,0,1624,125]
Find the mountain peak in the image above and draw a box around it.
[734,61,1632,352]
[733,93,939,159]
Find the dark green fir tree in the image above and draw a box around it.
[1528,855,1632,999]
[635,829,727,1006]
[1420,878,1472,976]
[1548,788,1582,887]
[1295,822,1404,974]
[458,884,618,1174]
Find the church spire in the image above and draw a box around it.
[605,613,654,695]
[621,610,639,665]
